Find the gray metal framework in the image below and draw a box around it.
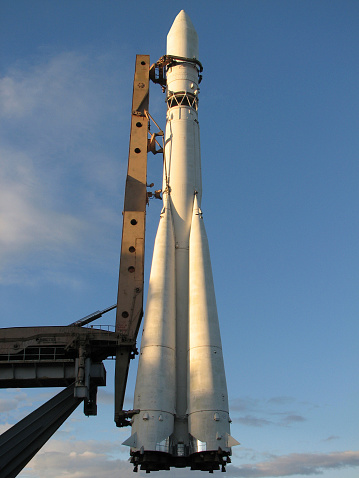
[0,325,113,390]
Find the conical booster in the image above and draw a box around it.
[188,195,234,456]
[125,193,176,457]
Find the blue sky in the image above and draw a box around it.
[0,1,358,477]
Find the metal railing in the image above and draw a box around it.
[0,346,68,363]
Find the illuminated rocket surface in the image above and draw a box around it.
[123,10,238,472]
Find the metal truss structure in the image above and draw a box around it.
[0,54,165,477]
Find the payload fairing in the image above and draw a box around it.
[123,10,238,472]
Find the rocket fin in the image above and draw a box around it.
[122,432,137,448]
[227,434,240,447]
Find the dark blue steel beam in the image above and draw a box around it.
[0,383,82,478]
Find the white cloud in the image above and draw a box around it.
[0,399,19,412]
[0,50,129,284]
[0,51,118,128]
[0,148,84,258]
[227,451,359,477]
[22,439,359,478]
[27,451,131,478]
[0,390,29,414]
[0,75,36,117]
[24,439,133,478]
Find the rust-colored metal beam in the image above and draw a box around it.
[114,55,150,426]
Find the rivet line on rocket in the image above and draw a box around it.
[140,344,175,351]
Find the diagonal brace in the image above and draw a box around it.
[0,384,82,478]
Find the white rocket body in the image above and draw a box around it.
[124,195,176,453]
[124,10,238,472]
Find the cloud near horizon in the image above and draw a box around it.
[22,439,359,478]
[227,450,359,477]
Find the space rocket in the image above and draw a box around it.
[123,10,238,472]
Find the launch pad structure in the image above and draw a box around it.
[0,54,160,477]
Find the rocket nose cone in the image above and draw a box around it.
[167,10,199,59]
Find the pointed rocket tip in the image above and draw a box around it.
[176,9,190,21]
[171,9,196,34]
[173,9,190,21]
[167,10,198,59]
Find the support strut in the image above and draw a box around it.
[114,55,150,426]
[0,384,83,478]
